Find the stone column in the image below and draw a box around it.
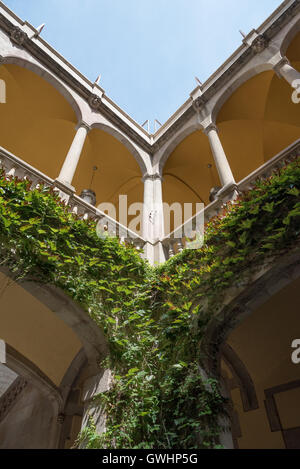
[142,173,164,241]
[142,173,165,265]
[78,370,111,449]
[153,174,165,241]
[204,124,236,187]
[274,57,300,88]
[142,175,154,242]
[57,122,90,187]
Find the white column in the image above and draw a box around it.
[58,122,90,186]
[153,174,165,240]
[142,174,164,241]
[142,175,154,242]
[204,124,235,187]
[274,57,300,88]
[142,174,165,265]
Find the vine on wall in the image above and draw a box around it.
[0,158,299,449]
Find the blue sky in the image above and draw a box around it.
[4,0,282,131]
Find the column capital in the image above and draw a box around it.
[203,123,219,135]
[76,121,91,132]
[273,56,290,78]
[142,173,163,183]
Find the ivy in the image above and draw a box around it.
[0,158,299,449]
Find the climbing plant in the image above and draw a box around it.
[0,158,299,449]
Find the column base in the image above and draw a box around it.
[216,182,238,203]
[142,241,167,265]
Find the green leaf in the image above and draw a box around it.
[287,187,299,197]
[239,232,247,245]
[263,202,275,213]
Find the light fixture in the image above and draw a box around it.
[79,166,98,206]
[79,189,96,206]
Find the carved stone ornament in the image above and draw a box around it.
[192,95,207,112]
[251,35,268,54]
[10,27,28,46]
[0,55,4,65]
[88,93,102,110]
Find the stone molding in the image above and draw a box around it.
[0,376,27,423]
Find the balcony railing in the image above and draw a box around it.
[0,146,146,253]
[0,139,299,264]
[160,138,300,260]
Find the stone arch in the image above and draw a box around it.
[0,265,108,368]
[211,61,300,184]
[0,58,83,181]
[0,345,62,449]
[211,62,274,124]
[1,55,83,123]
[90,122,148,177]
[0,265,108,448]
[280,17,300,57]
[201,247,300,449]
[202,248,300,375]
[155,119,201,174]
[71,122,146,235]
[220,343,259,413]
[157,118,218,233]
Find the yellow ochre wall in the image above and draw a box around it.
[163,31,300,229]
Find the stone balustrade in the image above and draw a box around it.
[0,139,299,264]
[161,138,300,260]
[0,146,146,254]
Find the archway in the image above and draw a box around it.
[0,267,107,448]
[0,63,78,180]
[215,61,300,182]
[221,273,300,448]
[72,126,144,233]
[203,250,300,449]
[162,129,220,233]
